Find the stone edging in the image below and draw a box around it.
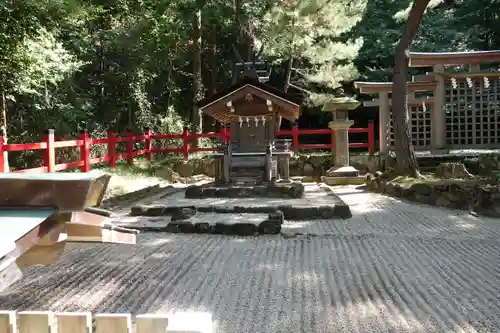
[365,173,500,218]
[119,209,285,236]
[131,203,351,220]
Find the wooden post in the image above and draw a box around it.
[220,126,227,144]
[368,120,375,153]
[432,64,446,150]
[265,142,273,182]
[18,311,55,333]
[182,127,190,161]
[43,129,56,173]
[291,123,299,153]
[95,314,132,333]
[107,131,117,168]
[0,135,4,173]
[0,311,17,333]
[282,155,290,181]
[145,128,152,161]
[223,143,230,183]
[136,314,169,333]
[79,132,91,172]
[126,130,134,165]
[378,91,390,153]
[55,312,92,333]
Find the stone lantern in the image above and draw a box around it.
[321,97,364,184]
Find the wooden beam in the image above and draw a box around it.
[412,74,435,81]
[364,97,434,107]
[65,223,136,245]
[409,50,500,67]
[435,71,500,78]
[354,81,436,94]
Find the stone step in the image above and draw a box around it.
[230,171,263,177]
[120,210,285,236]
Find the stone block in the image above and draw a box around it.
[267,210,284,223]
[322,176,366,186]
[171,208,197,221]
[258,221,282,234]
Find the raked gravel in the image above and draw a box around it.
[1,186,500,333]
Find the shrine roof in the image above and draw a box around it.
[198,77,302,123]
[409,50,500,67]
[197,77,301,109]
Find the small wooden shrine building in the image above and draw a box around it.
[197,76,301,182]
[355,50,500,153]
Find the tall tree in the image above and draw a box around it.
[257,0,365,104]
[192,8,203,146]
[391,0,430,177]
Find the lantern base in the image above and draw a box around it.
[322,166,365,186]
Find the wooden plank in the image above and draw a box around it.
[0,311,16,333]
[37,223,66,246]
[412,74,435,82]
[409,50,500,67]
[354,81,436,94]
[95,314,132,333]
[55,312,91,333]
[136,314,170,333]
[16,239,67,269]
[363,98,434,107]
[18,311,55,333]
[65,225,136,245]
[65,224,102,239]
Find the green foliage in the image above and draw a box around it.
[2,0,500,170]
[257,0,365,105]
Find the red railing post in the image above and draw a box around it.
[145,128,153,161]
[126,129,134,165]
[219,126,227,144]
[330,127,336,153]
[107,131,117,168]
[43,129,56,173]
[292,123,299,152]
[79,131,91,172]
[368,120,375,153]
[182,127,190,161]
[0,135,4,173]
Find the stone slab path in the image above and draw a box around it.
[147,183,336,209]
[1,186,500,333]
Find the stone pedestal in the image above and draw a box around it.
[329,120,354,168]
[223,143,230,183]
[265,143,273,182]
[321,97,366,186]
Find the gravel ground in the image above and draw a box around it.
[2,186,500,333]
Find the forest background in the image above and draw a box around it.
[0,0,495,169]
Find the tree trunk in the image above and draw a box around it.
[391,0,430,177]
[192,9,203,147]
[207,23,218,130]
[207,24,217,98]
[1,91,9,172]
[283,57,294,93]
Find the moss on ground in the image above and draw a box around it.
[385,173,491,188]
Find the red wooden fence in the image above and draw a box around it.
[0,121,374,173]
